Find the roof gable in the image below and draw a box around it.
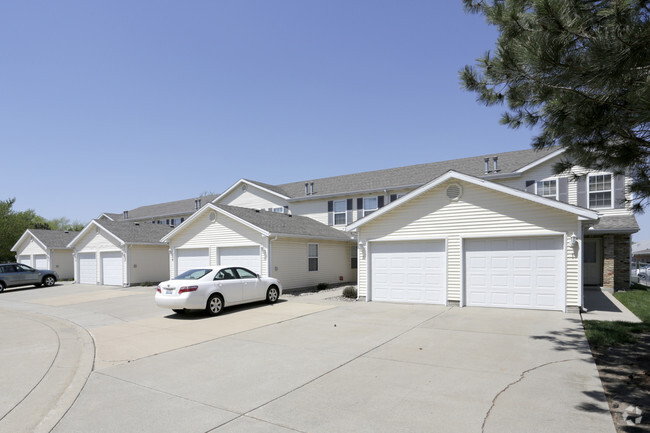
[12,229,80,252]
[69,220,173,247]
[214,179,290,204]
[346,170,599,231]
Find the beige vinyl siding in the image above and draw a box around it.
[51,249,74,279]
[357,180,581,308]
[168,211,266,277]
[129,245,170,285]
[18,238,46,256]
[76,230,122,251]
[270,238,356,290]
[218,186,288,210]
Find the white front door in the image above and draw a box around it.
[101,252,123,286]
[370,241,446,304]
[465,236,564,311]
[583,238,603,286]
[78,253,97,284]
[177,248,210,276]
[219,246,261,275]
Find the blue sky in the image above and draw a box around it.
[3,1,647,241]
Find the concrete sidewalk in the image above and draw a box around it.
[581,289,642,322]
[0,309,94,433]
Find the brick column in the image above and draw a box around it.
[614,234,631,289]
[603,235,615,289]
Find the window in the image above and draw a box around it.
[308,244,318,271]
[235,268,257,278]
[536,179,557,199]
[214,268,237,280]
[363,197,378,216]
[272,207,284,213]
[350,245,358,269]
[588,174,613,208]
[333,200,347,225]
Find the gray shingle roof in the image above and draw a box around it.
[29,230,80,249]
[276,146,560,199]
[95,220,174,244]
[106,194,220,221]
[217,205,353,241]
[587,215,639,233]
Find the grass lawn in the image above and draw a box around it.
[584,284,650,346]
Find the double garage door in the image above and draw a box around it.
[78,252,123,286]
[370,236,564,311]
[18,255,48,269]
[176,246,261,276]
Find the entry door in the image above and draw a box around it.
[583,238,603,286]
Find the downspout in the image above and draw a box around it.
[268,236,277,277]
[578,222,585,312]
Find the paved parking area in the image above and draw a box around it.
[0,283,616,432]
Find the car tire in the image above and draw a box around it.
[206,294,224,316]
[43,276,56,287]
[172,309,187,314]
[0,281,5,293]
[266,286,279,304]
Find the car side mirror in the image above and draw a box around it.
[256,274,260,279]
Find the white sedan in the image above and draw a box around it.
[155,267,282,315]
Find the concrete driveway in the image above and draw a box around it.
[0,283,615,433]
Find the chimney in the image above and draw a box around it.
[195,198,202,210]
[305,183,309,195]
[484,157,490,174]
[123,211,129,220]
[493,156,499,172]
[310,182,314,195]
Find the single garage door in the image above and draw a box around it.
[370,241,446,304]
[177,248,210,276]
[465,236,564,311]
[78,253,96,284]
[18,255,31,266]
[219,246,261,274]
[34,254,48,270]
[101,252,123,286]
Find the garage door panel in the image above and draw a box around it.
[219,246,260,274]
[79,253,96,284]
[101,252,123,286]
[34,255,48,269]
[371,241,446,305]
[465,236,564,311]
[177,249,210,275]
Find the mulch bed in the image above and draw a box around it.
[591,332,650,432]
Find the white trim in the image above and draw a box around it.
[578,221,584,309]
[214,179,290,203]
[11,230,47,252]
[535,177,559,200]
[514,148,566,173]
[333,199,347,226]
[67,221,126,249]
[587,172,614,210]
[346,170,599,231]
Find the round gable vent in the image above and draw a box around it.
[446,183,463,201]
[209,211,217,222]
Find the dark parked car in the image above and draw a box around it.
[0,263,58,292]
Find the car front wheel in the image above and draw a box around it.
[266,286,279,304]
[0,281,5,293]
[206,294,224,316]
[43,276,56,287]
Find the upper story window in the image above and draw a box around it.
[536,179,557,200]
[363,197,378,216]
[272,207,284,213]
[333,200,347,225]
[588,174,613,208]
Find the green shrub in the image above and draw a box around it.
[342,286,357,299]
[316,283,328,291]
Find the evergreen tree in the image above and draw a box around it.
[461,0,650,210]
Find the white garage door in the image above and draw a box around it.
[219,246,261,274]
[465,236,564,311]
[370,241,446,304]
[78,253,96,284]
[18,255,31,266]
[34,255,48,270]
[177,248,210,276]
[101,252,123,286]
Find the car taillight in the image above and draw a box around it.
[156,286,161,293]
[178,285,198,294]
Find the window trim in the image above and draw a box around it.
[535,177,559,200]
[363,197,378,217]
[333,200,347,225]
[587,173,614,209]
[308,243,319,272]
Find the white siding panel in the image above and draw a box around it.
[52,250,74,280]
[219,186,288,210]
[271,239,355,290]
[129,246,170,285]
[20,239,47,256]
[357,181,581,308]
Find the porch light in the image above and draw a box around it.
[570,233,577,247]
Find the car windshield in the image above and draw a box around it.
[175,269,212,280]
